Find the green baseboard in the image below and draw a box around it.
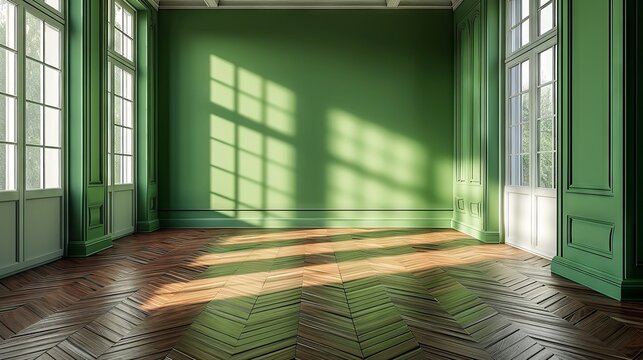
[0,250,63,279]
[158,209,454,228]
[451,219,501,243]
[137,218,160,232]
[67,235,112,257]
[550,256,643,301]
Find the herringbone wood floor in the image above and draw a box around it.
[1,229,642,359]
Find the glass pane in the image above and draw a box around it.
[539,2,554,35]
[114,126,122,154]
[521,0,529,19]
[0,48,16,95]
[0,94,15,142]
[0,0,16,50]
[123,8,134,37]
[44,107,60,147]
[26,146,42,189]
[44,148,60,189]
[123,70,133,100]
[123,37,133,61]
[26,102,43,145]
[114,154,122,184]
[510,155,520,185]
[0,143,15,190]
[25,13,43,61]
[44,66,60,107]
[44,0,61,11]
[539,47,555,84]
[114,97,122,125]
[122,155,132,184]
[511,27,520,53]
[510,65,520,95]
[26,59,43,102]
[44,24,61,69]
[123,127,132,155]
[521,93,529,122]
[521,123,530,154]
[115,3,123,31]
[521,154,530,186]
[538,118,553,152]
[510,97,520,126]
[114,31,123,57]
[123,100,133,127]
[510,125,520,154]
[114,66,122,96]
[521,19,530,47]
[521,60,530,91]
[538,152,554,188]
[538,84,554,118]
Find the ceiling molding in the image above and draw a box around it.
[159,0,455,10]
[451,0,463,10]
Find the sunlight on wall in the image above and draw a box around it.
[209,55,297,225]
[326,109,429,215]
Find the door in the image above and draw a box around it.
[107,0,136,239]
[505,43,557,258]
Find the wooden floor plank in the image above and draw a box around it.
[0,228,640,359]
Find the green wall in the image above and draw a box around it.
[451,0,502,242]
[551,0,643,300]
[158,10,455,227]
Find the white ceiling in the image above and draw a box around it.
[157,0,463,10]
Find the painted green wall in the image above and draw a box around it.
[551,0,643,300]
[451,0,502,242]
[158,10,455,227]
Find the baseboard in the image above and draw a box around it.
[137,218,160,233]
[0,250,63,279]
[451,219,500,243]
[159,209,454,228]
[67,235,112,257]
[551,256,625,300]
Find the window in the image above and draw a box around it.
[508,0,556,54]
[0,0,16,191]
[506,0,557,188]
[108,0,135,186]
[25,11,62,190]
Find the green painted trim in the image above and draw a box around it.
[67,235,112,257]
[551,256,623,300]
[159,210,454,229]
[137,219,160,232]
[451,219,500,243]
[0,250,63,279]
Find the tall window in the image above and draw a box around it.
[25,11,62,190]
[108,0,135,186]
[506,0,557,189]
[0,0,16,192]
[0,0,63,194]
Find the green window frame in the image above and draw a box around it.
[107,0,136,187]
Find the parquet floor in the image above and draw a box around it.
[0,229,642,359]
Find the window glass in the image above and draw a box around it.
[537,46,557,188]
[0,0,16,191]
[25,12,62,190]
[508,60,531,187]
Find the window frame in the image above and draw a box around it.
[505,0,557,190]
[107,0,136,189]
[0,0,66,200]
[506,0,557,62]
[23,5,65,194]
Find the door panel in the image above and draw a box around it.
[111,189,134,238]
[506,191,532,250]
[24,197,62,261]
[535,194,556,257]
[0,201,18,269]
